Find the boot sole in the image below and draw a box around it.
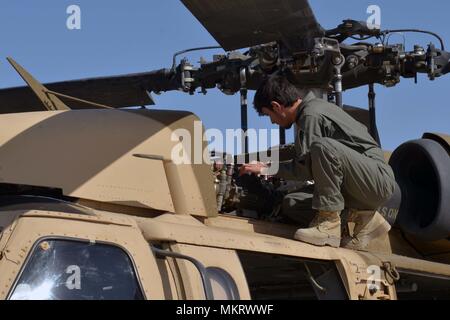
[294,233,341,248]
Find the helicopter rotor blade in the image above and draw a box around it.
[181,0,324,51]
[442,61,450,75]
[0,69,177,114]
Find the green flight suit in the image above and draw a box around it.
[278,91,396,222]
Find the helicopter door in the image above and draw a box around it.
[236,251,349,300]
[155,243,251,300]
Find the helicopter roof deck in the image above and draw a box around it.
[0,108,217,217]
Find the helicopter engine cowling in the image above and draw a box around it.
[389,134,450,241]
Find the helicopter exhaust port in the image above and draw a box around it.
[388,133,450,241]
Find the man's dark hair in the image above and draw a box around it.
[253,75,300,116]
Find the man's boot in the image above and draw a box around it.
[341,210,391,251]
[294,211,341,248]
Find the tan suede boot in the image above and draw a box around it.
[294,211,341,248]
[341,210,391,251]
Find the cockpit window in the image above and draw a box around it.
[9,239,144,300]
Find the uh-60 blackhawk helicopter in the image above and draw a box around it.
[0,0,449,301]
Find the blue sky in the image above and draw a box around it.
[0,0,448,153]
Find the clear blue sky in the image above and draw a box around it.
[0,0,448,153]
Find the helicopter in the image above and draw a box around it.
[0,0,449,300]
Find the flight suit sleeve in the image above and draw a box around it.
[275,115,324,181]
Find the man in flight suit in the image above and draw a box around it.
[241,76,395,250]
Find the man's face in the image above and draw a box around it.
[262,101,296,129]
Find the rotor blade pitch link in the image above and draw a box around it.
[333,55,345,108]
[368,84,381,146]
[240,68,249,161]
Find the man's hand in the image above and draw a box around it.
[239,162,269,177]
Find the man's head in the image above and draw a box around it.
[253,75,302,129]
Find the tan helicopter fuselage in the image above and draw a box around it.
[0,109,449,300]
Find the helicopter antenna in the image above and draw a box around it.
[7,57,71,111]
[7,57,113,111]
